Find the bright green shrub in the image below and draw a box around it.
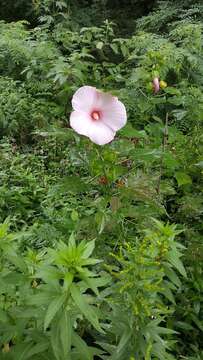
[0,220,186,360]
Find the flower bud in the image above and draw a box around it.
[152,77,160,93]
[160,80,167,89]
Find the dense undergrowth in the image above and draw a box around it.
[0,0,203,359]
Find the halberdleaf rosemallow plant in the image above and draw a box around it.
[0,1,203,359]
[70,86,127,145]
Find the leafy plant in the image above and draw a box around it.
[0,0,203,358]
[0,223,109,359]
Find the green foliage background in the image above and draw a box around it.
[0,0,202,359]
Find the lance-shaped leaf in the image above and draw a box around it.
[70,284,104,333]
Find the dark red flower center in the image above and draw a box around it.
[91,111,100,121]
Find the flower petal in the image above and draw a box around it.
[101,98,127,132]
[87,121,115,145]
[70,111,92,136]
[94,91,115,109]
[72,86,97,112]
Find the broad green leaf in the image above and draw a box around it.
[70,284,104,333]
[24,342,49,359]
[50,321,61,360]
[120,123,147,138]
[35,266,63,282]
[164,265,181,287]
[0,221,9,239]
[167,250,187,278]
[27,292,57,306]
[44,292,66,331]
[175,321,194,331]
[121,44,128,57]
[152,342,168,360]
[160,285,175,304]
[96,41,104,50]
[80,275,99,296]
[172,109,187,121]
[72,331,92,360]
[82,239,95,259]
[10,343,33,360]
[115,328,131,355]
[0,308,9,322]
[59,311,72,357]
[80,274,110,296]
[6,253,27,273]
[64,272,74,291]
[57,176,89,193]
[153,326,177,335]
[190,314,203,331]
[69,232,76,248]
[71,209,79,222]
[175,172,192,186]
[164,87,181,96]
[110,43,118,54]
[195,160,203,168]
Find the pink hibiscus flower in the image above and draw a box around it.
[70,86,127,145]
